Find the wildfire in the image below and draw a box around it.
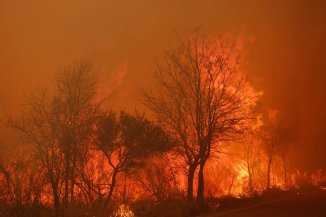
[111,204,135,217]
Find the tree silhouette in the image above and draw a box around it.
[9,60,101,217]
[141,29,259,202]
[263,111,293,189]
[94,110,170,205]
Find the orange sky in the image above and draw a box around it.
[1,0,326,170]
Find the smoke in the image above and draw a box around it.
[96,62,128,109]
[1,0,326,170]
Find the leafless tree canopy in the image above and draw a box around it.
[0,32,308,217]
[7,60,102,217]
[141,29,259,202]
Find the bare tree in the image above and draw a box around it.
[275,117,294,189]
[54,60,100,211]
[9,60,101,217]
[74,152,109,211]
[141,29,258,202]
[263,111,293,189]
[138,159,169,203]
[279,145,290,188]
[9,91,64,217]
[237,131,263,194]
[206,161,238,197]
[0,147,45,217]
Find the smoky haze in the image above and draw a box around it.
[1,0,326,170]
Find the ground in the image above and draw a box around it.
[201,190,326,217]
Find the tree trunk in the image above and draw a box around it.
[197,158,207,203]
[70,163,76,206]
[107,170,118,204]
[282,157,288,188]
[187,166,196,201]
[228,177,235,196]
[267,159,272,189]
[248,175,253,193]
[52,185,61,217]
[247,161,254,193]
[64,159,70,208]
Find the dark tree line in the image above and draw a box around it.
[1,60,171,217]
[0,30,277,217]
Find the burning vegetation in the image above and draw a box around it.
[0,30,325,217]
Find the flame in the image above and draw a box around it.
[111,204,135,217]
